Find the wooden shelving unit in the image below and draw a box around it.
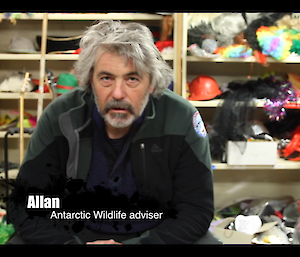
[180,13,300,209]
[186,55,300,63]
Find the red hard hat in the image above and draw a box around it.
[188,75,221,101]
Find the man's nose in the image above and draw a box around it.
[111,80,126,100]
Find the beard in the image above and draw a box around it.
[93,89,150,129]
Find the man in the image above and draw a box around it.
[8,20,214,244]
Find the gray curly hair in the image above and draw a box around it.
[74,20,173,98]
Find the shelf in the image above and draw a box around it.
[45,53,174,61]
[189,99,266,108]
[0,54,41,60]
[47,13,163,21]
[189,99,300,108]
[45,54,78,60]
[0,131,31,138]
[0,13,43,20]
[0,12,163,21]
[186,55,300,64]
[0,92,52,99]
[161,54,174,61]
[213,157,300,170]
[189,99,222,107]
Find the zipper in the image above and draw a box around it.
[140,143,148,189]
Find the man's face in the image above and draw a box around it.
[91,52,154,129]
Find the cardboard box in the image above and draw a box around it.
[213,217,278,244]
[227,141,278,166]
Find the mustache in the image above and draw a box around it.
[104,100,134,114]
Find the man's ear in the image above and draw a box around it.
[89,68,94,87]
[149,85,154,94]
[89,76,94,88]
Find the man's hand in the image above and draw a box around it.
[86,239,122,245]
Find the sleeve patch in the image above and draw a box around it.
[193,111,207,138]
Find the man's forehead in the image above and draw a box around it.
[94,51,145,77]
[96,70,141,79]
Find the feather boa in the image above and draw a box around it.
[215,44,252,58]
[256,26,293,60]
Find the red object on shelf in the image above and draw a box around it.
[188,75,221,101]
[155,40,173,52]
[73,48,81,54]
[31,78,58,93]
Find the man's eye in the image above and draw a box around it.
[101,76,111,81]
[99,76,113,87]
[128,77,140,83]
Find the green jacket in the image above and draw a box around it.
[9,87,214,244]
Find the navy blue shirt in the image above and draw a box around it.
[85,106,160,233]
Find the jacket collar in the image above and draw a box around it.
[58,89,94,179]
[144,95,156,121]
[69,90,95,130]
